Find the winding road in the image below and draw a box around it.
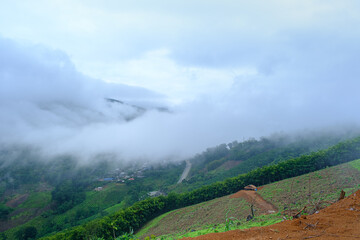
[178,160,192,184]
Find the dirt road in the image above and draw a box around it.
[178,160,192,184]
[230,190,277,213]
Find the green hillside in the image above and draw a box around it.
[39,136,360,240]
[138,159,360,239]
[173,130,358,192]
[2,131,360,239]
[0,157,183,239]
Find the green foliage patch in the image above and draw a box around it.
[349,158,360,171]
[19,192,51,209]
[0,204,13,220]
[157,213,283,239]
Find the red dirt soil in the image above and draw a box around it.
[182,189,360,240]
[229,190,277,213]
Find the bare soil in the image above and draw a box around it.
[182,189,360,240]
[5,194,29,208]
[230,190,277,213]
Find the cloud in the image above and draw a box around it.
[0,37,176,162]
[1,32,360,164]
[1,1,360,164]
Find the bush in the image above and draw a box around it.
[15,226,37,240]
[0,204,13,220]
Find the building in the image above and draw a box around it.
[148,191,165,197]
[244,184,257,191]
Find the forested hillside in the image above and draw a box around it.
[40,135,360,240]
[0,150,183,239]
[175,130,359,191]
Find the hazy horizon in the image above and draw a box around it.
[1,1,360,163]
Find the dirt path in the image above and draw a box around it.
[182,189,360,240]
[178,160,192,184]
[230,190,277,213]
[6,194,29,208]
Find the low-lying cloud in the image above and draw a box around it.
[1,24,360,164]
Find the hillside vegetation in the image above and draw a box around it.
[174,130,357,192]
[0,154,183,239]
[138,158,360,239]
[40,136,360,240]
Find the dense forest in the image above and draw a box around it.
[173,130,359,191]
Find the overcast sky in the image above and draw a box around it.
[1,1,360,162]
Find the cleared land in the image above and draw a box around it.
[229,190,277,213]
[137,159,360,239]
[183,188,360,240]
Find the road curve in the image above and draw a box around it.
[178,160,192,184]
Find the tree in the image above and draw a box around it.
[0,233,7,240]
[51,180,86,213]
[0,204,13,220]
[15,226,37,240]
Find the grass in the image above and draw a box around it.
[18,192,51,209]
[136,211,175,238]
[3,182,130,239]
[349,158,360,171]
[136,194,252,239]
[258,160,360,213]
[155,213,283,239]
[104,200,127,214]
[136,159,360,240]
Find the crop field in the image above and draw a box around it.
[137,159,360,239]
[258,159,360,214]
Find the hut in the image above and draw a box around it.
[244,184,257,191]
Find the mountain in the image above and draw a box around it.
[137,158,360,239]
[1,130,360,239]
[36,135,360,240]
[105,98,171,121]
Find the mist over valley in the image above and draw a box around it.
[1,1,360,239]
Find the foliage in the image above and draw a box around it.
[181,132,356,191]
[224,209,239,231]
[41,136,360,240]
[349,158,360,171]
[0,233,7,240]
[156,213,283,239]
[51,180,86,213]
[0,159,183,239]
[0,204,13,220]
[15,226,37,240]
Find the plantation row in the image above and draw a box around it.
[42,136,360,240]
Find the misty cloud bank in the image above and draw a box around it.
[1,18,360,164]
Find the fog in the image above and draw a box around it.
[1,1,360,164]
[1,35,360,164]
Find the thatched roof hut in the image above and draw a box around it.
[244,184,257,191]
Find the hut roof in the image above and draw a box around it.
[244,184,257,190]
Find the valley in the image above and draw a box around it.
[1,132,360,239]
